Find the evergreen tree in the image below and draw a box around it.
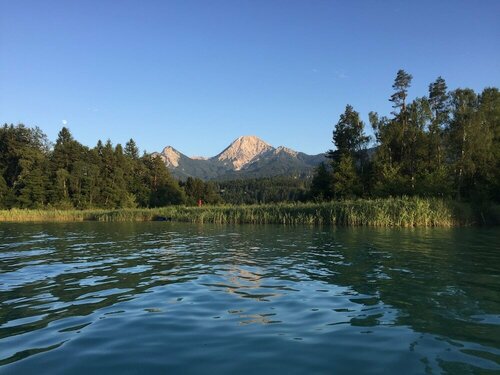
[0,124,50,208]
[327,105,369,198]
[428,77,450,133]
[328,105,369,160]
[371,70,420,195]
[123,139,149,206]
[331,154,361,198]
[81,149,102,208]
[52,127,76,171]
[96,140,132,208]
[0,124,49,189]
[182,177,222,205]
[390,69,413,116]
[124,139,140,159]
[425,77,451,194]
[310,162,333,200]
[218,177,309,204]
[49,127,92,207]
[15,149,49,208]
[145,155,185,206]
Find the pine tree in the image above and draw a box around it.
[310,162,333,200]
[331,154,361,198]
[390,69,413,116]
[328,105,369,161]
[370,70,418,196]
[124,139,140,159]
[327,105,369,198]
[182,177,222,205]
[52,127,76,171]
[15,149,49,208]
[146,155,186,206]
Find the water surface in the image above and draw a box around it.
[0,222,499,374]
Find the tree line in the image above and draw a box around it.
[1,70,498,209]
[0,125,223,209]
[311,70,499,204]
[0,124,309,209]
[216,177,309,204]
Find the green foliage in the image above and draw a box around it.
[312,71,499,204]
[310,162,333,201]
[447,89,494,200]
[331,154,361,198]
[217,176,309,204]
[313,105,369,200]
[0,174,8,207]
[0,125,188,209]
[1,70,498,211]
[182,177,222,205]
[0,197,476,227]
[390,69,413,115]
[145,155,186,207]
[478,88,500,202]
[328,105,370,160]
[124,138,140,159]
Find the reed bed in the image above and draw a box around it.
[0,197,475,227]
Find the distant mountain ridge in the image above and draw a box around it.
[153,135,326,180]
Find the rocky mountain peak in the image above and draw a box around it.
[275,146,298,157]
[214,135,273,170]
[160,146,181,167]
[154,135,326,180]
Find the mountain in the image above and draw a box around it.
[153,135,326,180]
[214,135,273,170]
[152,147,228,180]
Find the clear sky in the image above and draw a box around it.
[1,0,499,156]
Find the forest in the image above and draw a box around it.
[0,126,187,209]
[0,70,498,211]
[311,70,499,205]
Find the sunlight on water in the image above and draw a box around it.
[0,223,499,374]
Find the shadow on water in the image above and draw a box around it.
[0,222,499,374]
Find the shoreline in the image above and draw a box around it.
[0,197,483,227]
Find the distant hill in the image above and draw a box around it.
[152,135,326,180]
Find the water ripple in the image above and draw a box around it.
[0,223,499,373]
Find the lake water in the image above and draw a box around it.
[0,222,499,374]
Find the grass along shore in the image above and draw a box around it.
[0,197,478,227]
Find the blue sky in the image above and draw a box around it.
[1,0,499,156]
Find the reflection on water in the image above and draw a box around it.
[0,222,499,374]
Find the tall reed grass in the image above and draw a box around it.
[0,197,474,227]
